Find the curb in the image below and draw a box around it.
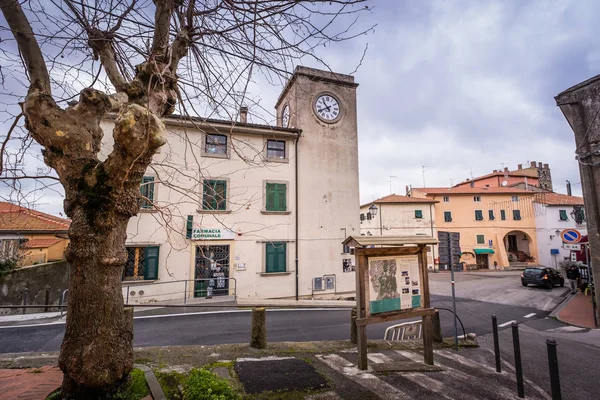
[135,364,167,400]
[548,290,573,318]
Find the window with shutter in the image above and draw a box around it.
[203,180,227,210]
[475,210,483,220]
[266,183,286,211]
[444,211,452,222]
[140,176,155,209]
[265,242,286,273]
[123,246,159,281]
[415,210,423,219]
[501,210,506,220]
[205,134,227,155]
[513,210,521,220]
[477,235,485,244]
[144,246,160,280]
[186,215,193,239]
[488,210,495,220]
[559,210,568,221]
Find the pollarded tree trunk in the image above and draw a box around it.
[58,213,133,398]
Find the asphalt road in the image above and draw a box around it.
[0,294,549,353]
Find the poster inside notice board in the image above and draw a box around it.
[368,255,422,314]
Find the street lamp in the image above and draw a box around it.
[369,203,378,215]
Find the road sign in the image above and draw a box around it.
[560,229,582,244]
[563,243,581,251]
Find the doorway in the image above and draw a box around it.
[476,254,489,269]
[194,245,230,297]
[507,235,518,252]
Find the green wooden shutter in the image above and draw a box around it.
[144,246,159,280]
[501,210,506,220]
[444,212,452,222]
[266,243,275,272]
[559,210,568,221]
[513,210,521,220]
[276,184,286,211]
[488,210,495,220]
[276,243,286,272]
[477,235,484,244]
[415,210,423,219]
[266,183,276,211]
[186,215,193,239]
[475,210,483,220]
[217,180,227,210]
[202,180,211,209]
[141,176,155,209]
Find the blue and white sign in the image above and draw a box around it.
[560,229,582,244]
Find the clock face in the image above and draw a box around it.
[314,93,341,122]
[282,105,290,127]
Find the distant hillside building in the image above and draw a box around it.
[0,202,70,266]
[454,161,553,192]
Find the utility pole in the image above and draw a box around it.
[555,77,600,326]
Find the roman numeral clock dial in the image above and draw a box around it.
[314,93,341,123]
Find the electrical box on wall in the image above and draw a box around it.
[313,277,323,291]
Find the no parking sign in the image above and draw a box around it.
[560,229,582,244]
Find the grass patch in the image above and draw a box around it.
[156,371,186,400]
[184,368,241,400]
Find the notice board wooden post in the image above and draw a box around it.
[344,236,438,370]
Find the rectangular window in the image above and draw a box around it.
[443,196,450,203]
[501,210,506,220]
[476,235,485,245]
[140,176,155,209]
[513,209,522,220]
[475,210,483,221]
[444,211,452,222]
[511,195,519,202]
[265,242,286,273]
[559,210,568,221]
[474,196,481,202]
[205,134,227,155]
[266,139,286,159]
[265,182,287,211]
[360,213,365,221]
[488,210,495,220]
[123,246,159,281]
[203,180,227,211]
[415,210,423,219]
[367,213,372,220]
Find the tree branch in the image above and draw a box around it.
[0,112,22,176]
[151,0,174,58]
[0,0,51,93]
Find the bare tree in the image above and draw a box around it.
[0,0,372,397]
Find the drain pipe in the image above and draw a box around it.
[295,134,300,301]
[430,201,436,270]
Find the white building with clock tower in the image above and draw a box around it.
[101,66,361,302]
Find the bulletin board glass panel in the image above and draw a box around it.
[367,255,422,315]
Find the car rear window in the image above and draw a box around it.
[524,268,544,277]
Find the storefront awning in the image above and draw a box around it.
[474,248,495,255]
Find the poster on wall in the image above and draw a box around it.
[368,255,422,314]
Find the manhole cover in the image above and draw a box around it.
[235,357,328,394]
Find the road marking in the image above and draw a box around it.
[524,313,536,318]
[316,354,413,399]
[498,320,516,328]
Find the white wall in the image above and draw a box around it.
[535,204,587,268]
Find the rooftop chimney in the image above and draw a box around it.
[567,180,572,196]
[518,164,522,170]
[406,185,409,196]
[504,167,509,172]
[538,162,543,168]
[239,106,248,123]
[543,163,549,169]
[530,161,536,167]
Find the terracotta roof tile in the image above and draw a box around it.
[412,187,534,195]
[361,194,437,207]
[21,238,63,249]
[0,202,70,232]
[534,193,585,206]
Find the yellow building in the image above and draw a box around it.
[410,187,538,269]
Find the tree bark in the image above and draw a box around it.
[58,212,134,398]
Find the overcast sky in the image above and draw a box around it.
[2,0,598,216]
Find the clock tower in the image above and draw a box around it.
[275,66,360,297]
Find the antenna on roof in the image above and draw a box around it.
[388,176,396,195]
[422,165,428,187]
[470,166,474,180]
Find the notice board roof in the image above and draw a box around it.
[343,235,438,248]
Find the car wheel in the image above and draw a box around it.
[521,282,527,287]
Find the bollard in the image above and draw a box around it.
[432,310,443,343]
[250,307,267,349]
[512,323,525,398]
[492,314,501,372]
[546,338,561,400]
[22,288,28,315]
[350,307,357,344]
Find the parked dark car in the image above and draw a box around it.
[521,267,564,289]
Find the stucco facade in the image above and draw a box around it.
[533,193,587,268]
[100,67,360,302]
[359,194,437,269]
[411,188,538,269]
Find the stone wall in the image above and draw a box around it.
[0,261,69,315]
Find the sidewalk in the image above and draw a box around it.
[0,339,551,400]
[556,292,597,329]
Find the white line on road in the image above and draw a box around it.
[498,320,517,328]
[524,313,536,318]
